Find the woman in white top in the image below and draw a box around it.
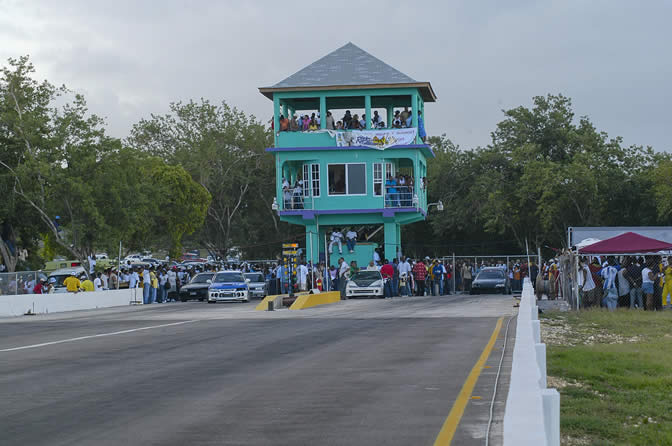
[641,260,655,310]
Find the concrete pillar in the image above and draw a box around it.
[535,343,547,388]
[383,221,400,261]
[387,105,393,128]
[273,95,280,146]
[542,388,561,446]
[411,92,419,143]
[320,96,327,129]
[365,95,372,129]
[305,224,320,267]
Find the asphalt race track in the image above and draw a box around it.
[0,294,516,446]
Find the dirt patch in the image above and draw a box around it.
[541,317,640,346]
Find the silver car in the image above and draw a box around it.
[244,272,267,299]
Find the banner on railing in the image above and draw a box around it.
[327,128,417,149]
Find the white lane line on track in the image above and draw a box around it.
[0,320,199,352]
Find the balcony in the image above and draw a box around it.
[275,127,422,149]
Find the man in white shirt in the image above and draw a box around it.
[298,262,309,291]
[600,260,618,310]
[373,249,381,266]
[101,271,109,290]
[345,229,357,253]
[338,257,349,299]
[88,255,96,275]
[398,257,412,296]
[129,269,139,289]
[93,273,103,292]
[642,260,655,310]
[329,229,344,254]
[578,258,596,307]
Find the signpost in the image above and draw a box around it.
[282,243,299,298]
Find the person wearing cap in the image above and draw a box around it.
[63,272,82,293]
[81,275,95,292]
[33,277,47,294]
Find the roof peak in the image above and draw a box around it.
[267,42,418,89]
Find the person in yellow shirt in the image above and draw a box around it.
[63,273,82,293]
[662,257,672,307]
[150,269,159,304]
[80,275,95,292]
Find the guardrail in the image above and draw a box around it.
[0,271,48,296]
[503,278,560,446]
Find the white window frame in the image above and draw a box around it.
[311,163,320,197]
[373,163,383,197]
[327,163,367,196]
[302,164,310,197]
[385,162,394,178]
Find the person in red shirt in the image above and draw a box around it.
[413,260,427,296]
[380,259,394,298]
[33,278,46,294]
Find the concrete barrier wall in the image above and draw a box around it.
[0,289,141,317]
[503,278,560,446]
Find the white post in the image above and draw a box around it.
[118,240,122,290]
[452,252,456,294]
[542,389,561,446]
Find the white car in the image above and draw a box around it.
[48,267,86,293]
[244,272,267,299]
[346,270,384,298]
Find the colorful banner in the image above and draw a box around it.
[327,128,418,149]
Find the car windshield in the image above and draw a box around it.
[352,271,381,280]
[478,270,505,280]
[245,273,264,282]
[190,273,213,284]
[214,272,245,283]
[49,274,70,287]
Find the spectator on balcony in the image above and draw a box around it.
[351,114,361,129]
[342,110,353,129]
[405,111,413,128]
[289,115,299,131]
[375,121,386,129]
[372,111,381,127]
[326,111,335,130]
[400,107,410,124]
[336,120,344,130]
[279,115,289,132]
[298,115,305,130]
[393,110,402,128]
[302,115,310,131]
[359,114,366,129]
[385,175,400,207]
[345,229,357,253]
[292,181,304,209]
[418,110,427,142]
[309,118,318,131]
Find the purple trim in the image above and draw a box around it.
[278,207,427,218]
[266,144,432,153]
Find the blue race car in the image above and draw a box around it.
[208,270,250,303]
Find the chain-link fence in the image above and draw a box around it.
[438,254,541,294]
[0,271,49,296]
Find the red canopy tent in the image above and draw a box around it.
[579,231,672,254]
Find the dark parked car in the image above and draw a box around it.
[470,268,510,294]
[178,272,215,302]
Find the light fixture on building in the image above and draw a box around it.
[271,197,278,210]
[412,194,419,207]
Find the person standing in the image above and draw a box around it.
[63,272,81,293]
[392,258,400,297]
[398,257,411,296]
[380,259,394,298]
[642,259,656,310]
[81,275,94,292]
[662,257,672,308]
[150,268,159,304]
[93,273,103,292]
[298,262,309,291]
[413,260,427,296]
[462,262,472,293]
[101,269,109,290]
[338,257,349,300]
[625,256,643,309]
[142,266,151,304]
[578,258,597,308]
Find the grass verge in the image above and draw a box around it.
[541,309,672,446]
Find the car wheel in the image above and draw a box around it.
[180,297,187,302]
[198,298,204,302]
[207,300,215,304]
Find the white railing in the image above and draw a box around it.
[383,185,415,208]
[503,278,560,446]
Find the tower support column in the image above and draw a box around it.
[383,221,401,261]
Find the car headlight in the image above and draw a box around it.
[347,282,357,288]
[495,283,505,287]
[370,280,382,287]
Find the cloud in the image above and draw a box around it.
[1,0,670,151]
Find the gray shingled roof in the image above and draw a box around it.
[269,42,417,88]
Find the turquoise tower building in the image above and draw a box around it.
[260,43,436,267]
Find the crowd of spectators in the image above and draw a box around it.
[273,107,427,141]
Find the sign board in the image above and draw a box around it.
[282,243,298,248]
[282,250,298,256]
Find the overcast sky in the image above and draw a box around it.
[1,0,670,151]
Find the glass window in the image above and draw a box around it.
[214,272,245,282]
[328,164,366,195]
[347,164,366,195]
[328,165,346,195]
[373,163,383,196]
[311,164,320,197]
